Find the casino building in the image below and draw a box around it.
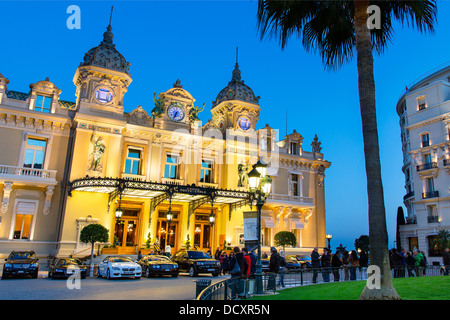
[0,23,331,259]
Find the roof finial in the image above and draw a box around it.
[236,46,239,65]
[109,6,114,27]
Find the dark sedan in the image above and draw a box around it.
[2,251,39,279]
[171,250,220,277]
[138,255,179,278]
[48,258,88,279]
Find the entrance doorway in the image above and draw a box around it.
[114,209,140,254]
[156,210,179,254]
[194,213,213,251]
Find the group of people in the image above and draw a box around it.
[311,247,369,283]
[214,246,258,277]
[389,248,429,278]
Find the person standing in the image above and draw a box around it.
[321,247,331,282]
[342,250,350,281]
[413,251,424,277]
[348,250,360,280]
[311,247,321,283]
[405,251,416,277]
[331,250,343,282]
[242,247,251,277]
[443,247,450,276]
[269,247,282,288]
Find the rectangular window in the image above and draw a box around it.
[23,138,47,169]
[421,134,430,147]
[124,148,141,175]
[292,174,299,196]
[290,142,298,155]
[200,159,213,183]
[418,96,426,111]
[426,177,435,192]
[34,95,52,113]
[427,205,437,217]
[12,201,36,240]
[164,155,179,179]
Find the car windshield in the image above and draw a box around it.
[59,259,81,266]
[299,255,311,261]
[110,257,132,263]
[8,252,35,260]
[188,251,211,259]
[148,256,170,262]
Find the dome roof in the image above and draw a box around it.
[212,63,260,108]
[80,25,130,75]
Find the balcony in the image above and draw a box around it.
[416,162,437,172]
[405,216,417,224]
[0,164,57,185]
[427,215,440,223]
[403,191,415,201]
[422,191,439,199]
[267,193,314,207]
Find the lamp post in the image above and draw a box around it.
[326,234,333,251]
[248,158,272,295]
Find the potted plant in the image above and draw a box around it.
[80,223,109,276]
[102,235,119,254]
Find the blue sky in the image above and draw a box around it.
[2,1,449,250]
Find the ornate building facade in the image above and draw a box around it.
[397,64,450,265]
[0,24,331,259]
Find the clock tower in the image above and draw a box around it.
[73,23,132,119]
[210,62,260,134]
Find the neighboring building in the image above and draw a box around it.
[397,64,450,265]
[0,24,331,260]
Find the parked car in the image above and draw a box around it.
[285,256,301,270]
[138,255,179,278]
[171,250,220,277]
[97,256,142,280]
[48,258,88,279]
[286,255,312,269]
[2,251,39,279]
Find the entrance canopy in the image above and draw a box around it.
[68,177,255,228]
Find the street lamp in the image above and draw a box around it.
[326,234,333,250]
[248,158,272,295]
[115,193,123,219]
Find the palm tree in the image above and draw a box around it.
[256,0,437,300]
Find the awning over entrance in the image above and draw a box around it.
[68,177,255,229]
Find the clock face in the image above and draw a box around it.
[167,104,185,122]
[95,88,113,104]
[238,116,251,131]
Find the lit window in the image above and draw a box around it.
[23,138,47,169]
[124,148,141,175]
[12,202,36,240]
[418,96,426,111]
[200,159,213,183]
[34,95,52,113]
[164,155,179,179]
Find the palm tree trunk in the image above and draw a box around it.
[353,0,400,300]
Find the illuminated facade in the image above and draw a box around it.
[397,64,450,264]
[0,25,331,259]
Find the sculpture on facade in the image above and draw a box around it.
[151,92,166,126]
[89,132,106,172]
[189,102,205,123]
[237,163,249,187]
[311,134,322,153]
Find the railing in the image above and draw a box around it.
[0,165,57,180]
[403,192,414,201]
[267,193,314,204]
[427,215,440,223]
[197,265,447,300]
[422,191,439,199]
[416,162,437,171]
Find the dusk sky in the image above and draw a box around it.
[2,0,450,250]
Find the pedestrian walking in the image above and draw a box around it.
[331,250,342,281]
[311,247,321,283]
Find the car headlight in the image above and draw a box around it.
[31,263,38,268]
[55,268,64,272]
[216,261,220,266]
[4,263,12,268]
[136,266,141,271]
[197,262,204,266]
[111,267,120,271]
